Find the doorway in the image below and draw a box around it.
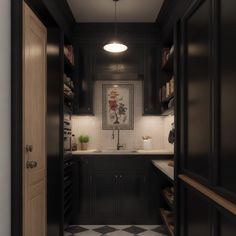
[12,1,63,235]
[22,2,47,236]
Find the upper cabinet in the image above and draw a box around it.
[73,42,94,115]
[72,24,163,115]
[143,43,162,115]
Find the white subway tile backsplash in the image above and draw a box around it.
[72,80,174,152]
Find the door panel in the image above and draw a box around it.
[23,2,47,236]
[217,210,236,236]
[93,173,117,219]
[216,0,236,202]
[182,0,211,181]
[119,173,147,219]
[180,183,212,236]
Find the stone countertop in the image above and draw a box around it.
[152,160,174,181]
[72,149,174,156]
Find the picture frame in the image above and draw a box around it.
[102,84,134,130]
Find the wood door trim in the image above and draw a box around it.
[179,174,236,215]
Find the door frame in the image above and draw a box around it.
[11,1,55,235]
[11,0,23,235]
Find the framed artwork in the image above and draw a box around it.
[102,84,134,130]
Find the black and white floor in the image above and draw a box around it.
[65,225,168,236]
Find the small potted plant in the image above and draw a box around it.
[79,135,90,150]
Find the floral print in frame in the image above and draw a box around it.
[102,84,134,130]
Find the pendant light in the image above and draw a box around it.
[103,0,128,53]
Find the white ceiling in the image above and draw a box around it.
[67,0,164,23]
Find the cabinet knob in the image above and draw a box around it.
[88,107,90,111]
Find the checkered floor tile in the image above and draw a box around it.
[65,225,168,236]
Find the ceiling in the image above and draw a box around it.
[67,0,164,23]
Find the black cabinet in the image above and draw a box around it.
[119,172,147,219]
[72,155,172,225]
[73,42,94,115]
[177,0,236,201]
[76,157,91,218]
[215,0,236,203]
[143,43,162,115]
[179,0,211,183]
[178,182,236,236]
[72,25,163,115]
[176,0,236,235]
[93,172,117,219]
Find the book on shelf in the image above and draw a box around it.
[170,77,174,95]
[166,81,170,98]
[161,85,166,101]
[64,45,75,66]
[162,48,170,68]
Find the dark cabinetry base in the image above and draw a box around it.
[71,155,172,225]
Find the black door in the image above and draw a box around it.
[118,173,147,220]
[214,0,236,204]
[77,158,91,218]
[176,0,236,235]
[92,173,117,220]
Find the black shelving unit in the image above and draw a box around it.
[159,44,175,116]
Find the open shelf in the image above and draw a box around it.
[64,55,75,75]
[162,187,174,209]
[161,106,174,116]
[162,52,174,72]
[161,93,174,104]
[160,208,174,236]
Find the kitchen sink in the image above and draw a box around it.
[96,149,137,154]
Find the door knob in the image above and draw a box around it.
[26,160,38,169]
[25,145,33,152]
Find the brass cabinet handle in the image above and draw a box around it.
[26,160,38,169]
[25,144,33,152]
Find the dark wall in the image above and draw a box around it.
[47,28,63,236]
[25,0,75,40]
[42,0,75,39]
[157,0,193,45]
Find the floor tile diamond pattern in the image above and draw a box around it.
[65,225,167,235]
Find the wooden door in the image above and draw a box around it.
[23,2,47,236]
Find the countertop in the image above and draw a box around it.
[72,149,174,156]
[152,160,174,181]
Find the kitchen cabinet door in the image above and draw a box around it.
[119,173,147,219]
[143,44,162,115]
[73,43,94,115]
[92,173,118,220]
[179,0,212,183]
[76,158,91,218]
[213,0,236,204]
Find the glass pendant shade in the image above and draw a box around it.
[103,41,128,53]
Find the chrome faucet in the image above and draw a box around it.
[112,125,124,150]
